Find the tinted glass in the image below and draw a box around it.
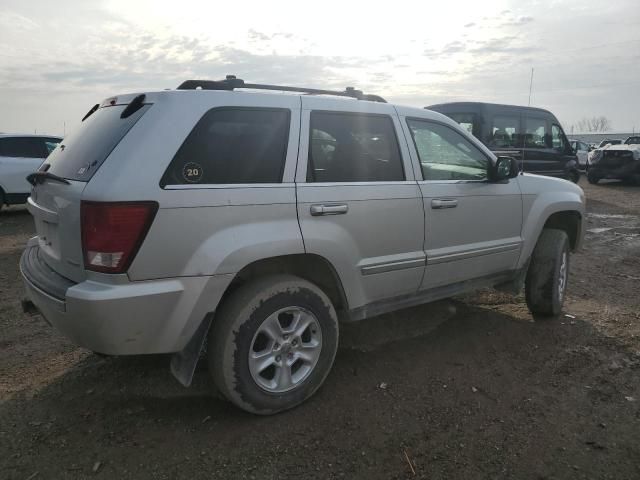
[307,112,403,182]
[523,117,548,148]
[43,137,62,155]
[625,136,640,145]
[0,137,47,158]
[551,124,567,150]
[446,112,476,135]
[161,108,290,186]
[407,119,489,181]
[46,104,151,181]
[490,115,520,148]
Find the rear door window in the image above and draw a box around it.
[0,137,48,158]
[46,104,151,181]
[161,108,290,186]
[489,115,520,148]
[307,112,404,182]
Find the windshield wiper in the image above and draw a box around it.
[26,171,71,186]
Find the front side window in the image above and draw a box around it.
[307,112,404,182]
[489,115,520,148]
[0,137,47,158]
[161,108,290,186]
[523,117,548,148]
[551,124,567,150]
[407,119,489,181]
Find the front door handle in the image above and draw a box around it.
[431,198,458,209]
[310,204,349,216]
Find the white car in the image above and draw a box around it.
[0,134,62,209]
[569,140,590,169]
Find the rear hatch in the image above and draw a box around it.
[28,96,151,283]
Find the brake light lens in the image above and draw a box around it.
[81,201,158,273]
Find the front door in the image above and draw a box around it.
[401,117,523,290]
[296,99,425,310]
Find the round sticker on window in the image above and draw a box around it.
[182,162,204,183]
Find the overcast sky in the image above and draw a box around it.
[1,0,638,136]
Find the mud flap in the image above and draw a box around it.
[170,314,213,387]
[495,260,530,295]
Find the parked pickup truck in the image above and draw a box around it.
[588,136,640,184]
[21,77,586,414]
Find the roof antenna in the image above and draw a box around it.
[520,67,534,175]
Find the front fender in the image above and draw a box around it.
[517,176,585,268]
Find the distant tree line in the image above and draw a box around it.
[568,116,612,133]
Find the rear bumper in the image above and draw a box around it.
[20,245,233,355]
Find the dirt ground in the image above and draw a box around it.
[1,178,639,480]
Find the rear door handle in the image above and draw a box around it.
[431,199,458,209]
[310,204,349,216]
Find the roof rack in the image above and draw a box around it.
[176,75,387,103]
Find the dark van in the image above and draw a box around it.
[426,102,580,182]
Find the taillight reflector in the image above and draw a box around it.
[81,201,158,273]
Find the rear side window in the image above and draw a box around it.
[307,112,404,182]
[489,115,520,148]
[161,108,290,186]
[46,104,151,181]
[0,137,48,158]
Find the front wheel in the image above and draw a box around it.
[567,169,580,183]
[208,274,339,415]
[525,229,570,318]
[587,170,601,184]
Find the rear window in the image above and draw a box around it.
[160,108,290,186]
[0,137,49,158]
[45,104,151,181]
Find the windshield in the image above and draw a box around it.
[45,104,151,181]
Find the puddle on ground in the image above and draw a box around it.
[587,213,637,220]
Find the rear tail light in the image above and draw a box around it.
[81,201,158,273]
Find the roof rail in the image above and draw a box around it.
[176,75,387,103]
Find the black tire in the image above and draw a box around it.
[587,171,600,184]
[567,169,580,183]
[525,229,570,318]
[208,274,339,415]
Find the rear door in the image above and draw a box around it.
[400,116,523,290]
[28,101,151,282]
[296,98,425,310]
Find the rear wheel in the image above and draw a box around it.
[209,274,339,415]
[525,229,570,318]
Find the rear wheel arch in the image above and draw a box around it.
[219,254,350,319]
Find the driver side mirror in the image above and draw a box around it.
[491,156,519,181]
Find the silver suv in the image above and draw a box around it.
[21,77,585,414]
